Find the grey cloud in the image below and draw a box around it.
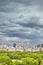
[0,0,43,12]
[0,21,41,40]
[17,22,43,29]
[0,0,33,6]
[5,31,41,40]
[0,0,43,46]
[0,0,31,13]
[16,16,43,29]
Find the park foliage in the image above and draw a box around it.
[0,51,43,65]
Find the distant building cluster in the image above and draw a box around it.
[0,43,43,52]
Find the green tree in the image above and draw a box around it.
[0,55,13,65]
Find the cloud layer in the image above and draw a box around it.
[0,0,43,46]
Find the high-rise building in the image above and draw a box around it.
[13,43,16,48]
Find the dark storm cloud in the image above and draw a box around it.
[10,0,33,6]
[0,0,32,12]
[18,22,43,29]
[16,16,43,29]
[0,0,43,13]
[2,30,41,40]
[0,0,43,6]
[0,0,33,6]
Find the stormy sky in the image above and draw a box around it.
[0,0,43,46]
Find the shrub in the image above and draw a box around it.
[22,58,38,65]
[0,55,13,65]
[14,60,24,65]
